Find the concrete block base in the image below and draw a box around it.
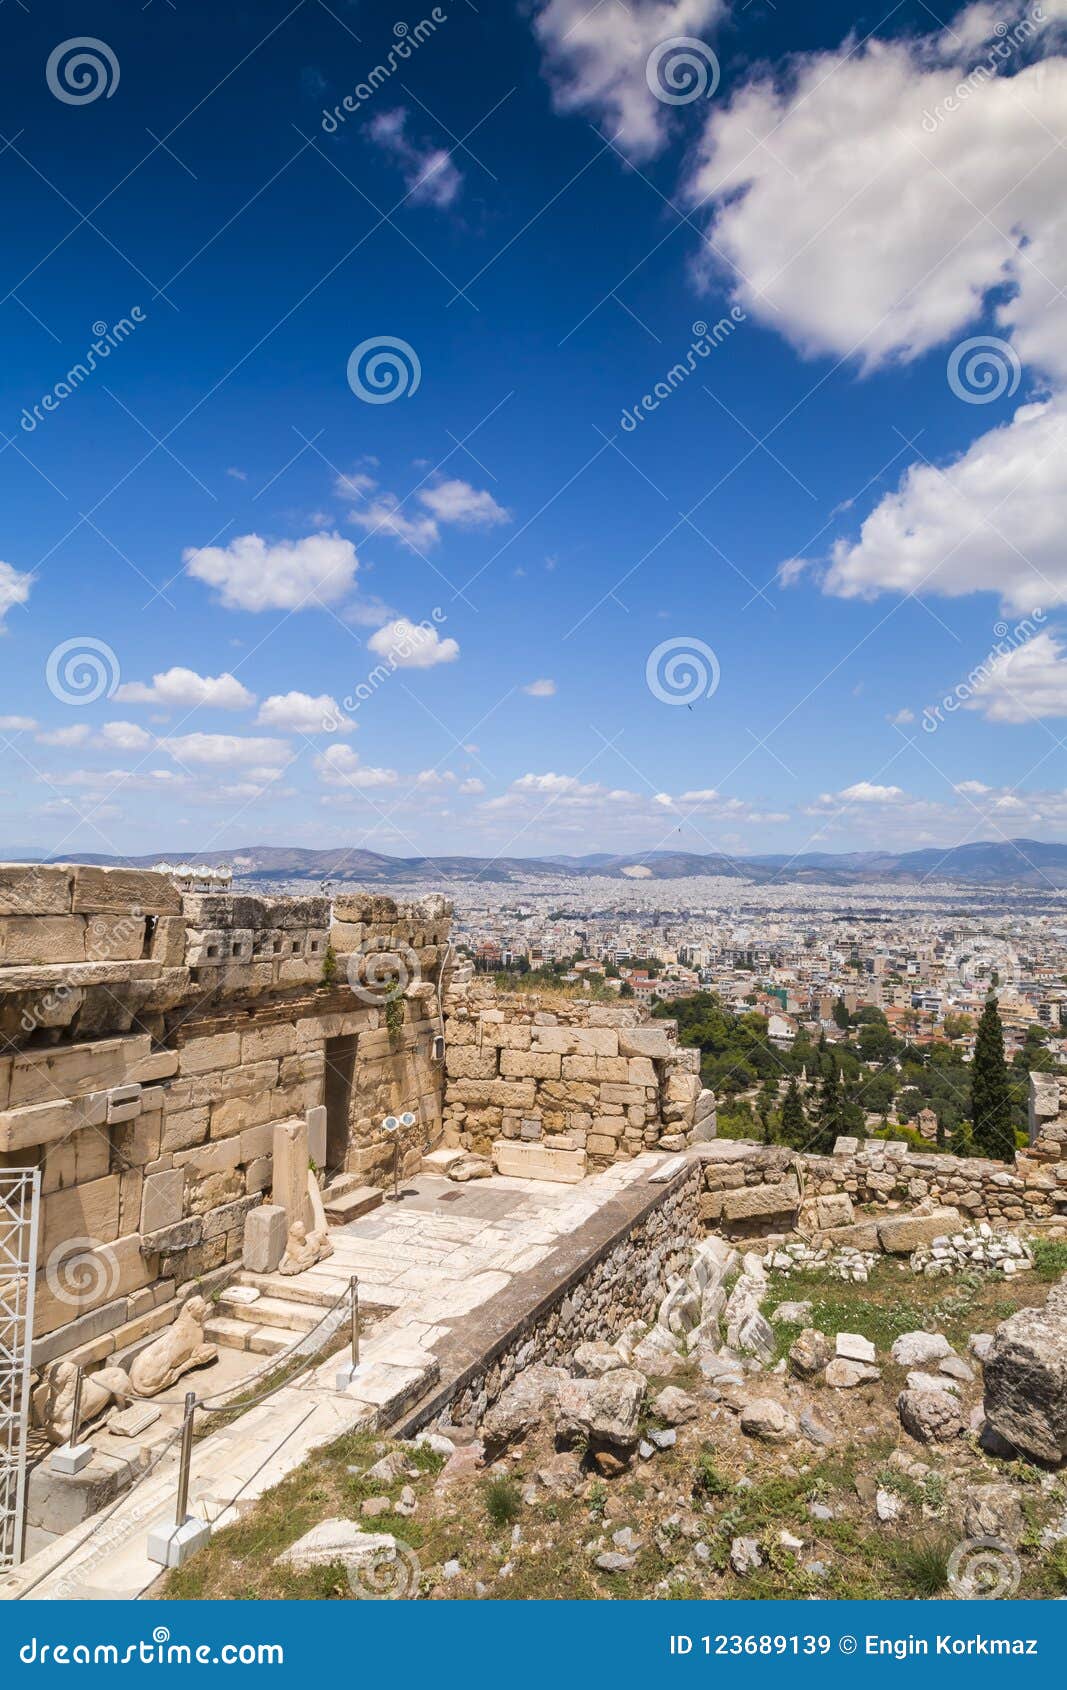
[50,1441,93,1475]
[335,1359,367,1393]
[147,1514,212,1569]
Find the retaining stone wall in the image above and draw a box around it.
[436,1161,701,1427]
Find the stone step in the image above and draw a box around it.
[245,1325,299,1357]
[219,1294,320,1332]
[322,1171,366,1199]
[234,1269,354,1309]
[324,1184,384,1224]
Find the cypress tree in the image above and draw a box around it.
[780,1076,807,1148]
[970,995,1015,1161]
[813,1060,843,1153]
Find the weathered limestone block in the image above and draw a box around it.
[0,1091,107,1153]
[618,1026,673,1059]
[140,1168,185,1233]
[161,1108,210,1153]
[9,1034,150,1108]
[877,1208,962,1252]
[500,1049,562,1080]
[567,1028,620,1057]
[272,1118,310,1225]
[242,1204,288,1273]
[71,865,181,915]
[0,915,87,965]
[720,1180,799,1222]
[149,916,186,965]
[0,863,73,916]
[240,1022,297,1063]
[445,1045,499,1080]
[34,1234,156,1338]
[41,1175,122,1257]
[178,1032,242,1076]
[492,1139,587,1183]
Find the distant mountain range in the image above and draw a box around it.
[10,838,1067,889]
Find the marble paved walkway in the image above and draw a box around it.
[2,1154,671,1601]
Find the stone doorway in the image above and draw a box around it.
[323,1033,358,1175]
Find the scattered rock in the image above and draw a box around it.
[836,1332,877,1365]
[890,1331,952,1368]
[442,1559,462,1580]
[595,1551,634,1573]
[360,1496,391,1516]
[809,1502,834,1521]
[446,1155,493,1182]
[740,1398,799,1443]
[652,1385,699,1425]
[571,1341,625,1379]
[983,1283,1067,1465]
[730,1536,763,1575]
[773,1300,813,1325]
[556,1368,646,1452]
[649,1427,676,1450]
[963,1482,1025,1544]
[938,1354,975,1385]
[825,1358,880,1388]
[275,1520,396,1571]
[482,1365,567,1451]
[907,1370,960,1397]
[799,1408,836,1447]
[789,1328,831,1378]
[875,1488,902,1522]
[897,1387,965,1443]
[969,1333,994,1363]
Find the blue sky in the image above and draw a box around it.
[2,0,1067,863]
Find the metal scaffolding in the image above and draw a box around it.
[0,1170,40,1569]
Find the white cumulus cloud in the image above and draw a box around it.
[115,666,256,710]
[184,532,359,611]
[0,561,32,630]
[367,618,459,668]
[256,692,356,734]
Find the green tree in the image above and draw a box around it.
[780,1076,807,1148]
[813,1060,845,1153]
[970,996,1015,1161]
[833,997,851,1031]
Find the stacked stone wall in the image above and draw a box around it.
[697,1138,1067,1236]
[442,978,714,1170]
[0,864,452,1370]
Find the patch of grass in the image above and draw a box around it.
[885,1533,952,1597]
[1040,1541,1067,1595]
[693,1448,731,1498]
[1032,1238,1067,1281]
[483,1477,522,1528]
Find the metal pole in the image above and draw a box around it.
[392,1136,400,1202]
[68,1365,84,1450]
[349,1276,360,1370]
[175,1391,196,1528]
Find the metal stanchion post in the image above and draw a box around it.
[147,1391,211,1569]
[51,1363,93,1474]
[175,1391,196,1527]
[350,1275,360,1371]
[337,1275,363,1390]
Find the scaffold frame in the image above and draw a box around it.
[0,1169,40,1569]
